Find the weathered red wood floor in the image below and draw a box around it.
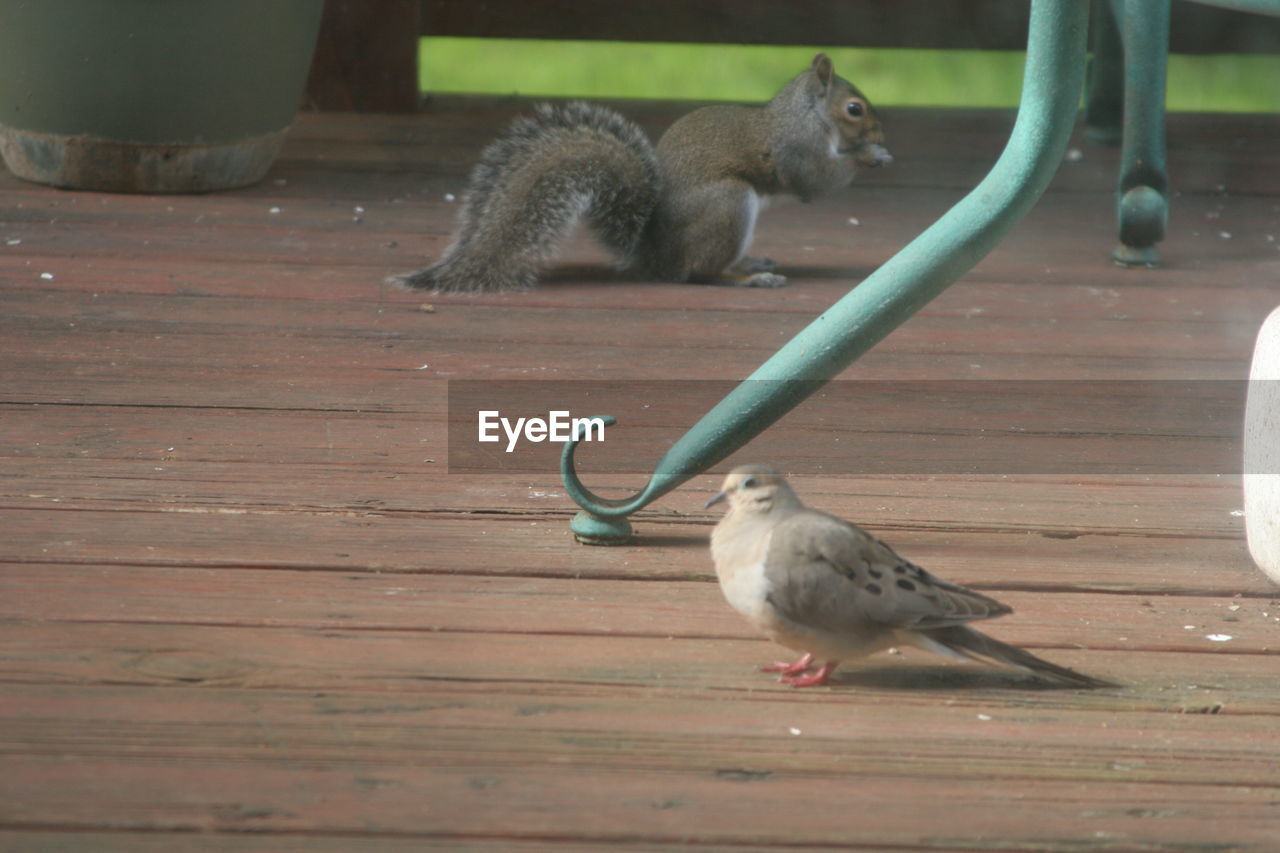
[3,97,1279,851]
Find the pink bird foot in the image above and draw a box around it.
[780,661,837,688]
[760,653,814,677]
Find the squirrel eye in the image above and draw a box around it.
[845,100,865,118]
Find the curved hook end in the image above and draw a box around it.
[560,414,663,543]
[561,414,642,515]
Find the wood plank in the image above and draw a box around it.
[3,254,1275,343]
[306,0,420,112]
[3,180,1276,296]
[4,395,1244,516]
[0,292,1267,416]
[7,263,1280,327]
[0,444,1252,535]
[0,380,1258,482]
[6,754,1278,848]
[2,565,1273,657]
[0,834,661,853]
[0,507,1265,596]
[3,683,1278,787]
[1,285,1269,361]
[2,621,1276,710]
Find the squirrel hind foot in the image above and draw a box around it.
[386,269,440,292]
[387,261,536,294]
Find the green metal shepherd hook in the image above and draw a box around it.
[562,0,1090,544]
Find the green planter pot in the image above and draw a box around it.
[0,0,324,193]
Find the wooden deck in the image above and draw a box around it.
[3,97,1280,851]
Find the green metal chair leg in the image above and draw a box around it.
[561,0,1090,545]
[1112,0,1171,267]
[1107,0,1280,267]
[1085,0,1124,145]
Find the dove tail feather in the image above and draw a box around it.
[919,625,1117,689]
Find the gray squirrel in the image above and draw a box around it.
[392,53,890,293]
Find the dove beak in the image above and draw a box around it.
[705,490,728,509]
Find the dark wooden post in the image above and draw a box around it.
[305,0,421,112]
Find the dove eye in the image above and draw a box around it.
[741,476,757,489]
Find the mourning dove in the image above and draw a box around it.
[707,464,1114,688]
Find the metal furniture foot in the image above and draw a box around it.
[562,0,1090,544]
[1103,0,1280,266]
[1111,0,1170,267]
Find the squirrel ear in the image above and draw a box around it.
[811,53,834,88]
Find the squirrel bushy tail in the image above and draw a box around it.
[392,102,659,294]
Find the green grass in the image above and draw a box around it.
[420,38,1280,112]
